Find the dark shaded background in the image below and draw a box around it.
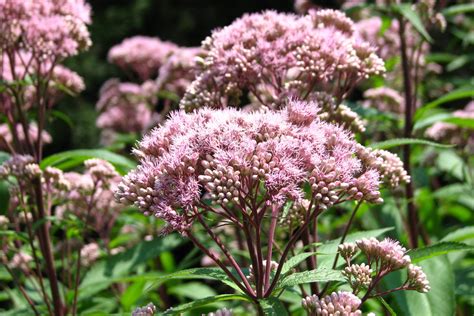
[48,0,343,154]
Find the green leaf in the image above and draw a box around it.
[0,151,11,164]
[163,294,250,315]
[168,282,217,300]
[408,242,474,263]
[369,138,453,150]
[394,4,432,42]
[415,88,474,120]
[442,227,474,243]
[444,117,474,129]
[413,112,453,130]
[443,3,474,16]
[50,110,74,129]
[281,252,316,275]
[40,149,136,175]
[278,268,344,289]
[78,236,181,300]
[435,150,466,180]
[260,297,289,316]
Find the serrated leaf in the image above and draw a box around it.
[278,268,344,289]
[394,4,432,42]
[281,252,316,275]
[369,138,454,150]
[40,149,136,175]
[163,294,250,315]
[442,227,474,243]
[408,242,474,263]
[260,297,288,316]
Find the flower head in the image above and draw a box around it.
[180,10,384,111]
[302,291,362,316]
[108,36,177,81]
[116,99,382,234]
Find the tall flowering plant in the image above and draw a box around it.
[116,9,428,314]
[0,1,94,315]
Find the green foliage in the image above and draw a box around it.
[369,138,454,149]
[40,149,136,174]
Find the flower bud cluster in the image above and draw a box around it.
[198,156,241,204]
[372,149,410,188]
[56,159,122,240]
[248,260,279,284]
[10,252,33,272]
[80,242,100,266]
[363,87,404,115]
[338,237,430,296]
[179,10,384,111]
[356,145,409,189]
[407,264,431,293]
[280,199,310,227]
[302,291,362,316]
[342,263,373,288]
[132,303,157,316]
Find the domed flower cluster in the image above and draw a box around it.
[96,79,156,134]
[0,0,92,58]
[338,237,430,296]
[426,101,474,151]
[302,291,362,316]
[180,9,385,111]
[363,87,405,115]
[115,99,387,234]
[108,36,177,81]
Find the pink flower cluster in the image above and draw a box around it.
[180,9,384,111]
[57,159,122,244]
[115,99,384,234]
[339,237,430,295]
[426,101,474,151]
[96,79,155,134]
[363,87,405,115]
[1,54,85,113]
[0,0,92,58]
[108,36,177,81]
[302,291,362,316]
[0,123,52,153]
